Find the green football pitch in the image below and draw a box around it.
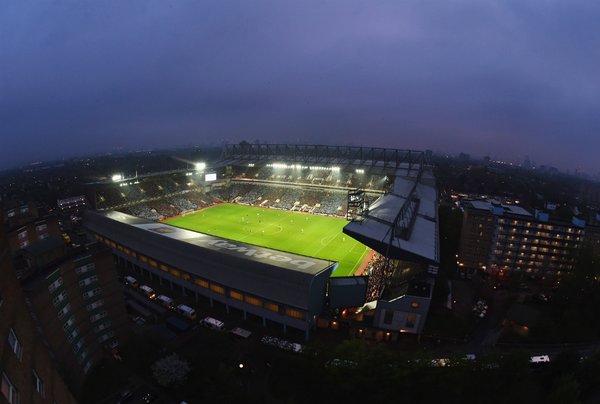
[164,203,370,277]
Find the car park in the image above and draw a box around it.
[124,276,139,288]
[139,285,156,300]
[200,316,225,331]
[176,304,197,320]
[156,294,176,309]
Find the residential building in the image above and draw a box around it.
[0,207,77,404]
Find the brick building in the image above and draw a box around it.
[1,208,77,404]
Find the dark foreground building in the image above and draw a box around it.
[1,208,77,404]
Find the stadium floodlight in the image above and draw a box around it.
[112,174,123,182]
[331,166,340,172]
[195,162,206,171]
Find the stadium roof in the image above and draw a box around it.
[217,143,428,173]
[343,167,439,264]
[84,210,335,310]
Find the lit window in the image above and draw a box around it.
[244,296,262,306]
[210,284,225,294]
[285,308,305,320]
[229,291,243,301]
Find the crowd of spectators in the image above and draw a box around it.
[365,254,389,301]
[94,165,384,221]
[214,182,348,216]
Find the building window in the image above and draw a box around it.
[411,302,420,309]
[285,308,305,320]
[48,277,64,293]
[1,372,19,404]
[78,275,98,287]
[406,313,417,328]
[98,330,115,343]
[229,291,243,301]
[194,278,208,288]
[73,339,84,354]
[86,299,105,311]
[169,268,180,278]
[82,288,102,299]
[383,310,394,325]
[90,311,108,323]
[52,291,67,306]
[35,224,48,232]
[8,329,23,361]
[66,329,79,343]
[93,321,112,333]
[210,284,225,294]
[264,302,279,312]
[244,295,262,307]
[32,370,44,398]
[159,264,169,272]
[62,315,75,331]
[76,263,95,274]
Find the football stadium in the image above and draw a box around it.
[84,144,439,339]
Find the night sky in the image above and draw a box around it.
[1,1,599,171]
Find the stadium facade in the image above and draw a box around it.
[85,210,334,339]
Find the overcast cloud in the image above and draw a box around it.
[1,1,599,171]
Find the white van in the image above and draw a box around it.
[124,276,139,288]
[139,285,156,300]
[156,294,175,309]
[176,304,197,320]
[200,316,224,331]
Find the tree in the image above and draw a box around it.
[152,353,191,387]
[546,374,581,404]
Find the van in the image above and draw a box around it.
[200,316,224,331]
[156,294,175,309]
[176,304,197,320]
[139,285,156,300]
[124,276,139,288]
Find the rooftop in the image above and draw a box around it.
[343,167,439,264]
[84,210,335,310]
[467,199,532,217]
